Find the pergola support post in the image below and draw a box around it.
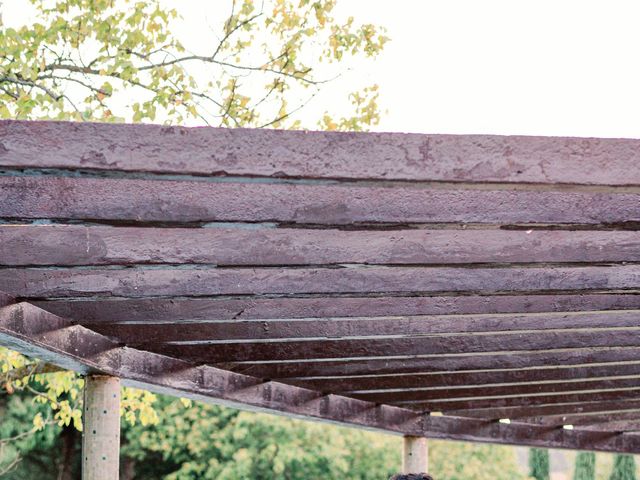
[403,436,428,474]
[82,375,121,480]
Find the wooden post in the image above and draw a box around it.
[82,375,121,480]
[403,436,428,474]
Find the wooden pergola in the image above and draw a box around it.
[1,120,640,478]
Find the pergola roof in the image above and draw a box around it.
[1,120,640,452]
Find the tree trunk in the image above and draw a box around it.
[121,457,136,480]
[57,424,79,480]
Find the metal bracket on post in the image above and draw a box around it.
[82,375,121,480]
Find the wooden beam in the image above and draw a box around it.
[0,291,14,307]
[405,389,640,412]
[152,330,640,363]
[3,265,640,298]
[82,375,120,480]
[222,348,640,379]
[352,378,640,404]
[523,412,640,427]
[444,399,640,420]
[3,120,640,186]
[31,293,640,324]
[2,175,640,227]
[4,225,640,266]
[2,302,640,453]
[87,310,640,344]
[288,363,640,392]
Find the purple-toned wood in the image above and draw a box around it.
[6,120,640,451]
[420,415,640,452]
[2,176,640,226]
[0,291,14,307]
[3,120,640,186]
[3,225,640,266]
[31,293,640,323]
[88,310,640,344]
[356,379,640,405]
[223,348,640,379]
[444,399,640,420]
[4,301,636,452]
[289,363,640,392]
[2,265,639,298]
[417,391,640,415]
[524,412,640,427]
[153,330,640,363]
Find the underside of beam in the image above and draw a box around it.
[1,301,640,453]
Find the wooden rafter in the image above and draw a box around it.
[2,120,640,452]
[1,301,640,453]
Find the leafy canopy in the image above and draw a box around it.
[0,0,387,128]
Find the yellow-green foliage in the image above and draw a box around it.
[0,0,387,128]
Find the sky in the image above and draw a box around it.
[337,0,640,138]
[4,0,640,138]
[167,0,640,138]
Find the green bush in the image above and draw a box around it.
[574,452,596,480]
[610,455,637,480]
[530,448,550,480]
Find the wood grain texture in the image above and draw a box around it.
[2,176,640,226]
[32,293,640,323]
[289,362,640,392]
[355,378,640,404]
[3,120,640,186]
[89,310,640,344]
[2,225,640,266]
[223,348,640,379]
[2,265,639,298]
[445,399,640,420]
[2,301,640,453]
[7,120,640,451]
[415,391,640,416]
[154,330,640,363]
[523,412,640,427]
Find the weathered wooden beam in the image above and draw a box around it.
[405,389,640,412]
[576,421,640,432]
[419,415,640,452]
[524,412,640,427]
[2,176,640,227]
[153,330,640,363]
[288,363,640,392]
[0,291,14,307]
[444,399,640,420]
[3,120,640,186]
[3,265,640,298]
[88,310,640,344]
[3,225,640,266]
[222,348,640,379]
[352,378,640,404]
[2,302,640,452]
[30,293,640,324]
[82,375,120,480]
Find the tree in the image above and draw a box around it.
[0,0,387,128]
[529,448,550,480]
[574,452,596,480]
[610,455,637,480]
